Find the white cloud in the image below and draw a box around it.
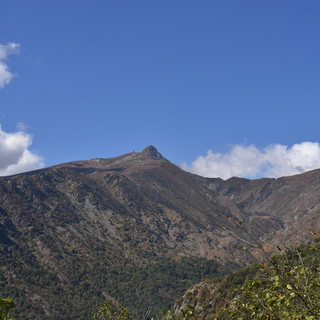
[181,142,320,179]
[0,125,44,176]
[0,42,20,88]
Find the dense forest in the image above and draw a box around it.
[0,236,231,319]
[2,239,320,320]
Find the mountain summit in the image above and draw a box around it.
[141,145,168,161]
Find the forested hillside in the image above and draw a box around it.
[166,239,320,319]
[1,146,320,319]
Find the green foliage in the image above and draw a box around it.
[224,243,320,320]
[93,300,133,320]
[99,255,226,318]
[0,297,14,320]
[3,241,320,320]
[164,240,320,320]
[165,306,199,320]
[0,235,226,319]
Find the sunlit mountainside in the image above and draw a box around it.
[1,146,319,319]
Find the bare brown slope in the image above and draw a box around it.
[0,147,256,319]
[1,146,320,318]
[207,169,320,246]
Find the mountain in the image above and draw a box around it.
[0,146,319,319]
[207,169,320,249]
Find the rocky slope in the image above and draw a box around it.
[0,146,319,319]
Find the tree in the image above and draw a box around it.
[222,241,320,319]
[93,300,133,320]
[165,222,320,320]
[0,297,15,320]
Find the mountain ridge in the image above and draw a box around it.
[1,146,320,318]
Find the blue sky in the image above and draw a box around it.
[1,1,320,178]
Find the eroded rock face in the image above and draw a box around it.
[0,146,320,319]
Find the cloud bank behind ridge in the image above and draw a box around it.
[181,142,320,179]
[0,125,44,176]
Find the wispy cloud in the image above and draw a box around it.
[0,125,44,176]
[0,42,20,88]
[181,142,320,179]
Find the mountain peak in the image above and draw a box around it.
[141,145,168,161]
